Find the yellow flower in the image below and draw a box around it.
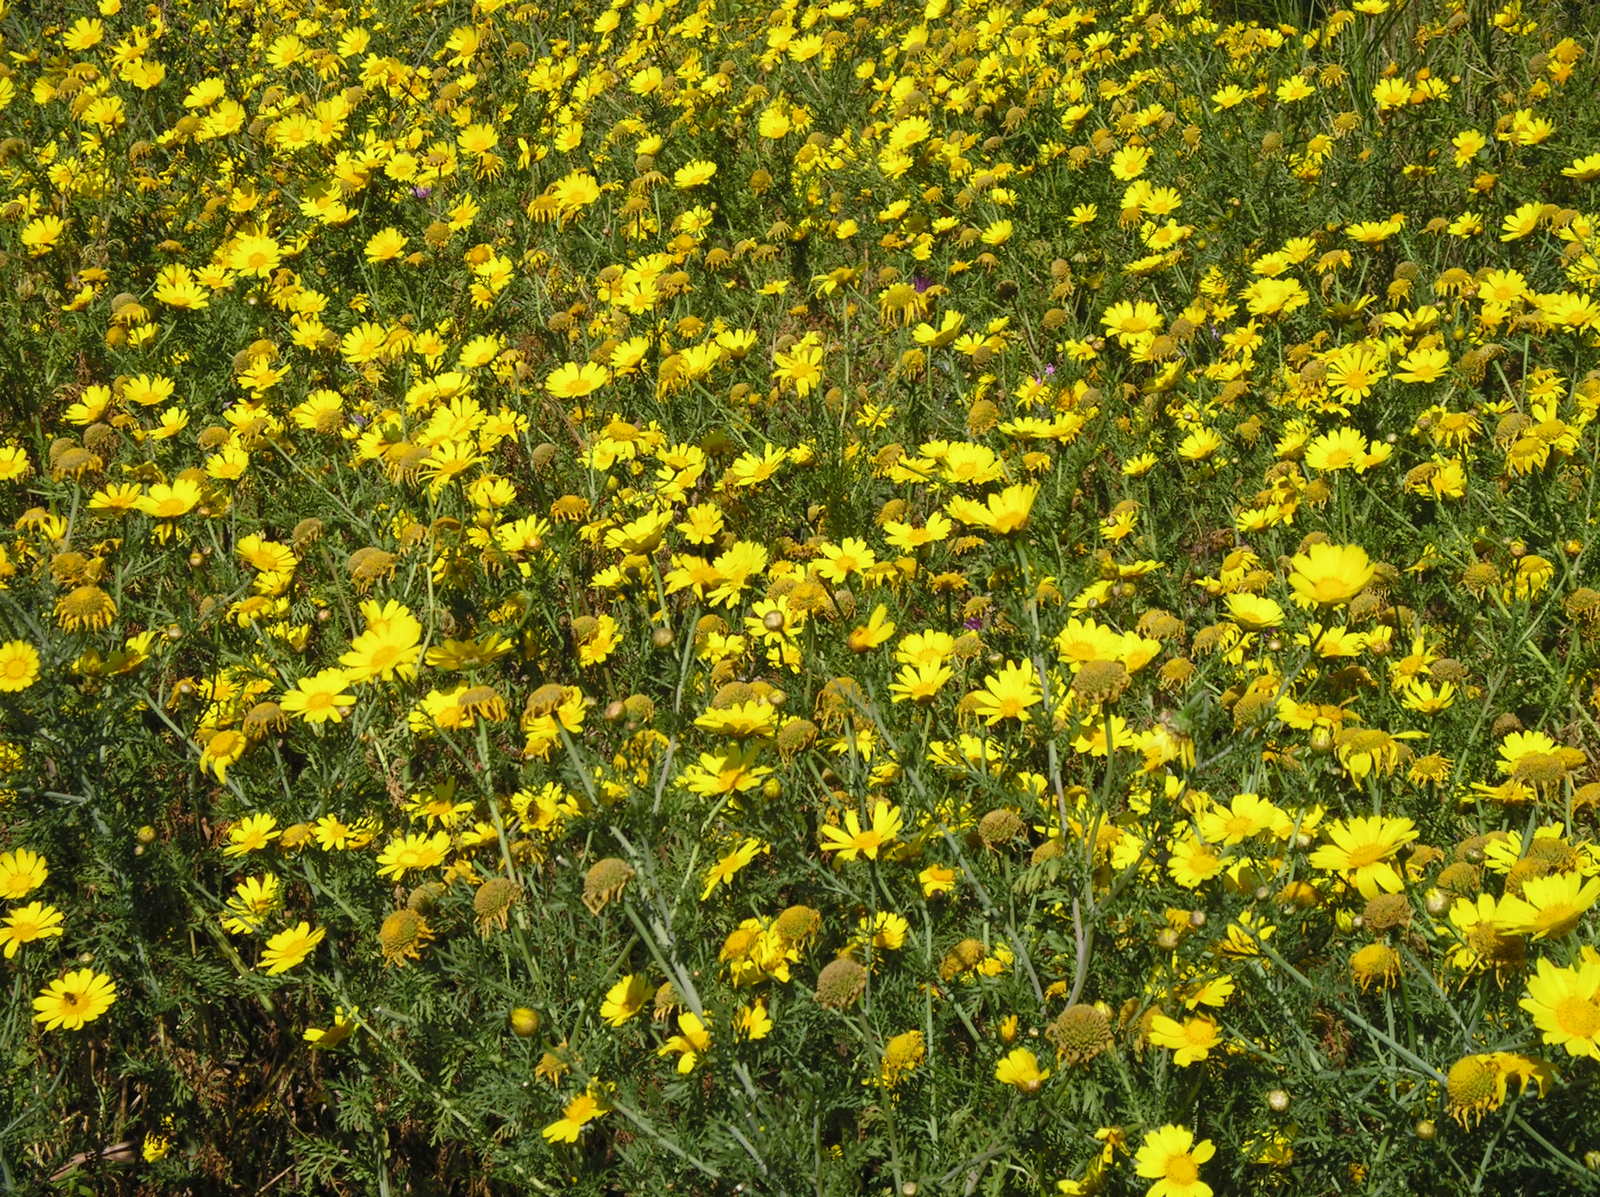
[457,122,499,156]
[1286,543,1375,607]
[1148,1014,1220,1065]
[1334,726,1423,783]
[1496,730,1585,783]
[1110,144,1151,180]
[1241,276,1309,317]
[364,227,408,263]
[601,974,650,1027]
[890,659,953,703]
[658,1011,712,1073]
[223,813,279,857]
[1102,299,1162,343]
[33,968,116,1031]
[260,921,325,974]
[1135,1124,1214,1197]
[1276,74,1315,103]
[1350,943,1401,991]
[878,1030,926,1087]
[21,215,65,255]
[313,814,376,851]
[200,728,248,782]
[548,171,601,221]
[1323,343,1387,403]
[1223,594,1283,630]
[1308,815,1417,898]
[220,874,281,935]
[0,640,40,691]
[679,745,773,797]
[855,911,910,953]
[734,999,773,1041]
[303,1005,360,1048]
[136,479,202,519]
[1505,873,1600,939]
[994,1046,1050,1092]
[1177,427,1222,462]
[673,159,718,189]
[815,537,877,583]
[967,660,1042,724]
[1394,346,1450,384]
[701,837,767,900]
[919,864,958,897]
[227,233,283,276]
[847,604,897,652]
[280,668,356,724]
[56,584,117,630]
[1452,128,1486,166]
[946,483,1038,535]
[1519,956,1600,1059]
[1303,427,1371,473]
[0,444,30,481]
[820,801,903,862]
[341,603,423,683]
[693,702,777,739]
[376,831,452,881]
[0,901,65,957]
[545,361,610,398]
[773,339,825,396]
[542,1084,609,1142]
[1371,77,1412,110]
[913,309,965,349]
[0,848,48,899]
[1500,201,1544,242]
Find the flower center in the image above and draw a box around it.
[1344,843,1388,868]
[1555,996,1600,1040]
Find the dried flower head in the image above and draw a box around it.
[1350,942,1401,991]
[56,584,116,630]
[977,808,1026,850]
[1435,862,1481,896]
[583,857,635,915]
[474,877,523,935]
[653,981,683,1021]
[815,676,867,730]
[1565,588,1600,624]
[1159,657,1196,691]
[815,957,867,1010]
[776,718,818,759]
[407,882,447,913]
[774,904,822,942]
[939,938,988,982]
[1046,1004,1114,1065]
[346,547,398,590]
[241,702,288,739]
[1446,1055,1505,1128]
[1363,893,1412,933]
[1461,561,1501,598]
[379,909,434,966]
[1073,659,1130,704]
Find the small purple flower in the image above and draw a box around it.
[412,185,432,199]
[1044,363,1056,377]
[964,615,984,630]
[912,273,933,294]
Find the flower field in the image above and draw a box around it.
[5,0,1600,1190]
